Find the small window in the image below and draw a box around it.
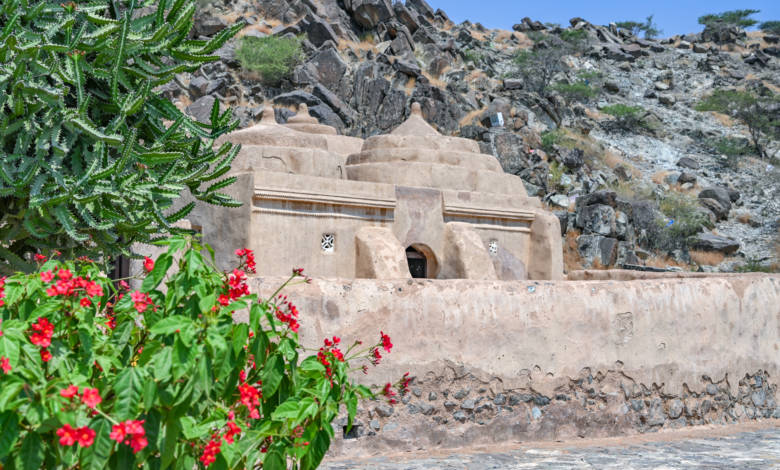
[321,234,335,253]
[488,239,498,255]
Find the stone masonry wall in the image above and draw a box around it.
[250,274,780,456]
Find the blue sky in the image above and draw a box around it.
[425,1,780,37]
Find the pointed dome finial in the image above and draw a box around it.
[260,105,276,125]
[298,103,309,115]
[411,102,422,116]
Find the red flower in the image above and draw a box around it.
[76,426,96,447]
[85,281,103,298]
[30,317,54,348]
[130,290,153,313]
[143,257,154,272]
[0,357,10,374]
[80,297,92,307]
[217,294,230,306]
[110,419,148,453]
[81,388,102,409]
[380,331,393,353]
[223,421,242,444]
[60,385,79,398]
[292,267,304,276]
[200,436,222,467]
[40,348,52,362]
[40,271,55,283]
[34,254,47,262]
[119,280,130,290]
[56,424,78,446]
[57,269,72,281]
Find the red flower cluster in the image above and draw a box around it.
[60,385,102,409]
[223,421,242,444]
[238,382,262,419]
[0,356,10,374]
[34,253,47,262]
[81,387,102,409]
[130,290,154,313]
[200,434,222,467]
[218,269,251,307]
[143,257,154,272]
[381,382,397,404]
[43,268,104,299]
[0,276,6,307]
[317,336,345,383]
[29,317,54,362]
[234,248,256,274]
[56,424,95,447]
[274,295,300,332]
[380,331,393,353]
[110,419,148,453]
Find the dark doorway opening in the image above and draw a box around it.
[406,247,427,279]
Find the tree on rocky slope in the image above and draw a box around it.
[512,32,586,94]
[695,89,780,160]
[760,21,780,35]
[698,9,760,30]
[615,15,661,39]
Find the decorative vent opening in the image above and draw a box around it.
[321,234,335,253]
[488,239,498,255]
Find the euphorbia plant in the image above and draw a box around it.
[0,236,394,469]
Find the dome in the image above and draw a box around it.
[218,106,344,178]
[345,103,527,196]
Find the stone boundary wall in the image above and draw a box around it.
[249,275,780,456]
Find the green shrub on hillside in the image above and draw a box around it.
[698,9,761,29]
[541,129,565,153]
[695,89,779,159]
[760,21,780,34]
[601,104,648,130]
[0,0,243,273]
[615,15,661,39]
[236,36,304,86]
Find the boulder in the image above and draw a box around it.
[406,0,435,19]
[677,157,700,170]
[503,79,524,90]
[576,204,617,237]
[308,48,347,91]
[194,15,227,37]
[313,83,357,126]
[699,198,729,221]
[300,14,339,47]
[698,187,732,212]
[576,191,618,209]
[393,2,420,33]
[677,172,697,185]
[349,0,394,28]
[577,234,619,267]
[693,233,740,254]
[559,148,584,170]
[186,95,217,124]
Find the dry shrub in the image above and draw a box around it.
[708,111,735,127]
[458,106,487,127]
[421,70,448,89]
[563,230,583,273]
[736,212,752,225]
[651,170,672,185]
[690,250,725,266]
[645,254,690,270]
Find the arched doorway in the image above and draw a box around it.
[406,244,438,279]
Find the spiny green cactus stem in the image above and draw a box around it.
[0,0,244,273]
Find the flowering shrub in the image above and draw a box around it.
[0,237,393,469]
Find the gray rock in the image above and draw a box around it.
[194,15,227,37]
[503,79,524,90]
[461,399,476,411]
[508,394,521,406]
[577,204,617,237]
[706,384,719,395]
[604,81,620,93]
[699,198,730,221]
[698,187,732,212]
[369,419,380,431]
[677,157,700,170]
[577,234,619,267]
[577,191,618,208]
[443,400,457,410]
[453,388,470,400]
[301,13,340,47]
[375,404,394,417]
[669,399,684,419]
[531,407,542,420]
[393,2,420,33]
[693,233,740,254]
[453,411,467,423]
[394,58,422,77]
[658,93,676,106]
[186,95,218,124]
[349,0,395,28]
[647,404,666,426]
[752,389,766,407]
[419,403,436,415]
[309,48,347,91]
[428,392,438,401]
[630,399,644,411]
[493,394,507,406]
[678,172,697,184]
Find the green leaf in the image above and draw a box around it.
[82,419,112,470]
[261,354,284,397]
[300,430,330,470]
[0,411,19,459]
[113,368,144,421]
[17,431,44,470]
[150,315,193,336]
[270,399,301,421]
[141,253,173,291]
[263,449,286,470]
[161,414,182,469]
[0,379,24,411]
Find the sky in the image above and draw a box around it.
[424,1,780,37]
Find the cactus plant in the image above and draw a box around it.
[0,0,243,273]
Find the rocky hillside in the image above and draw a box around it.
[173,0,780,273]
